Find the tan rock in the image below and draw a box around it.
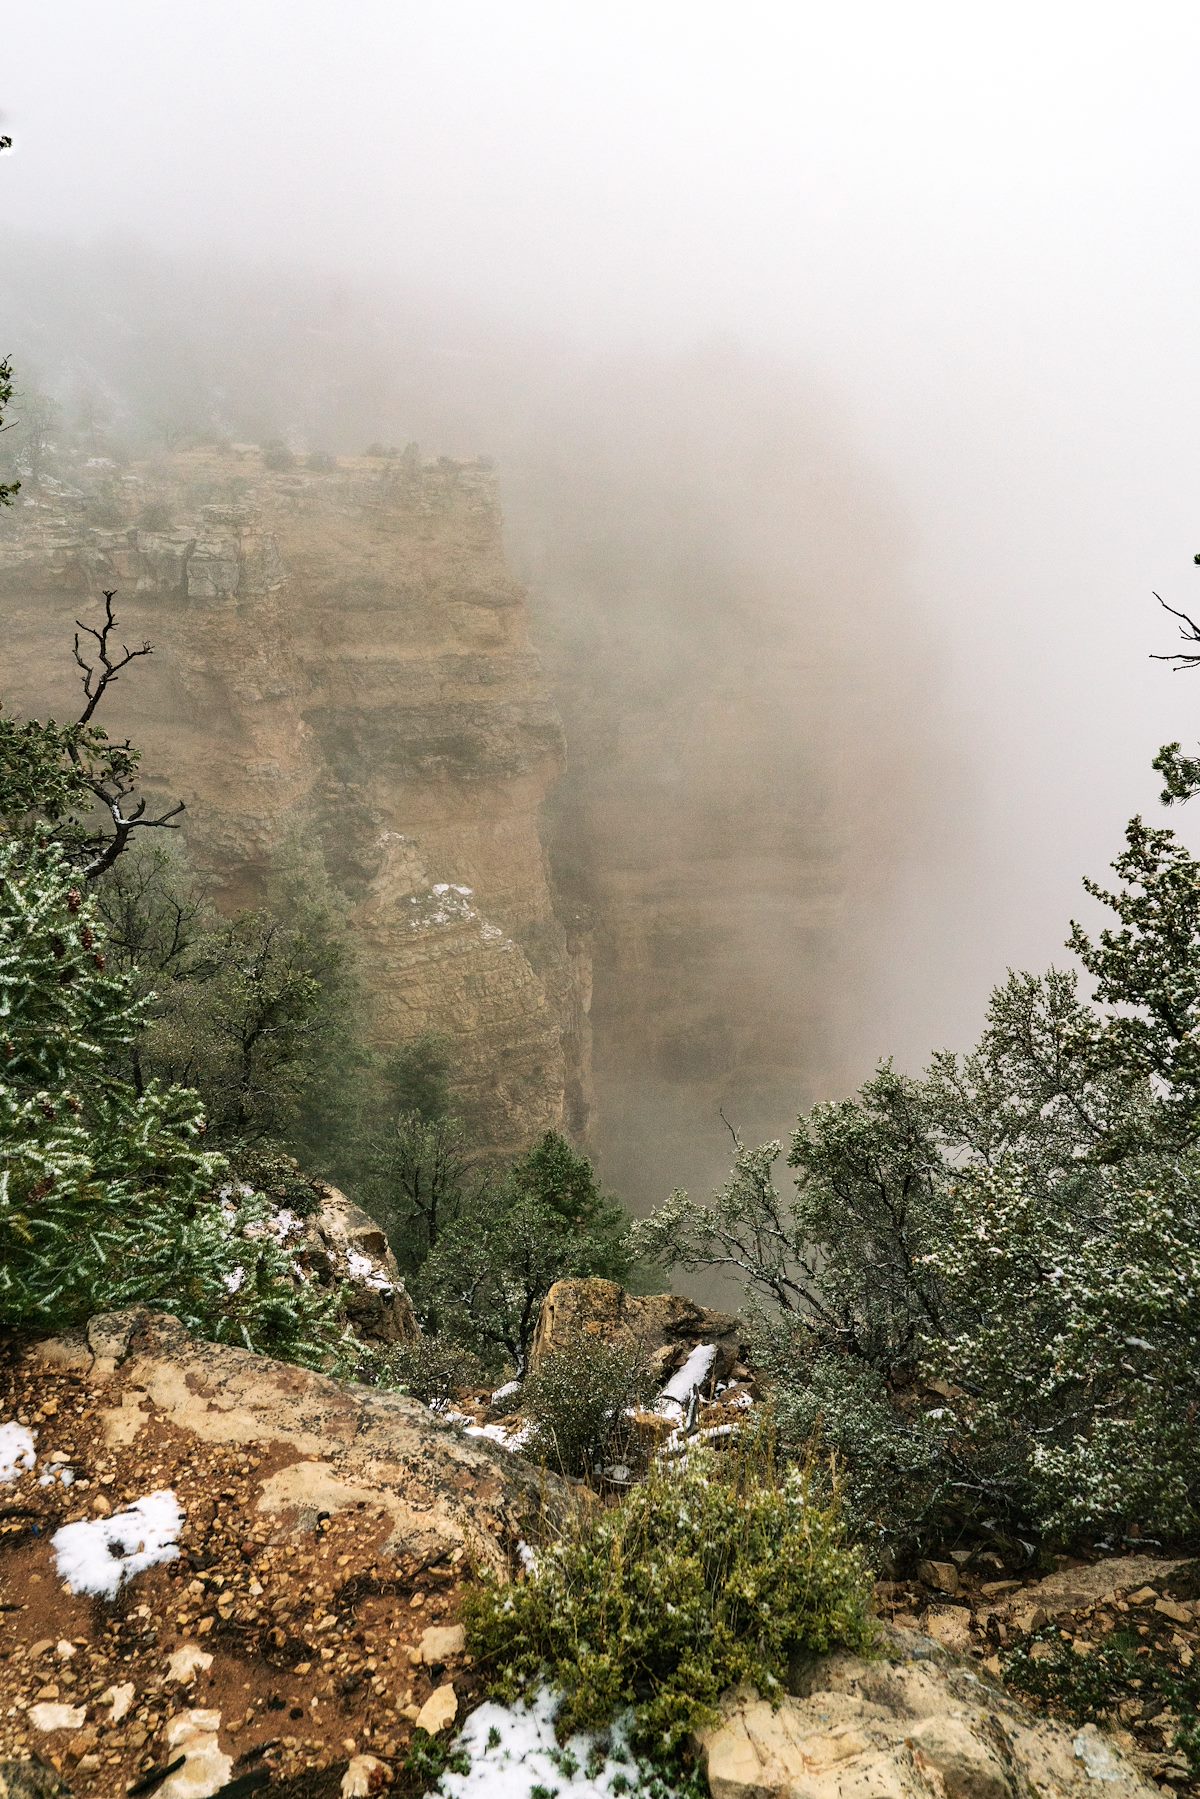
[307,1187,419,1346]
[24,1309,569,1574]
[414,1683,458,1735]
[696,1629,1160,1798]
[995,1555,1188,1624]
[158,1709,232,1799]
[341,1755,390,1796]
[167,1644,214,1682]
[530,1278,743,1379]
[415,1624,466,1665]
[922,1604,973,1654]
[917,1559,959,1595]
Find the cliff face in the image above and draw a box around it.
[0,449,588,1158]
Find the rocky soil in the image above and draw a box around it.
[0,1311,558,1798]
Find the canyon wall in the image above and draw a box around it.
[0,448,587,1158]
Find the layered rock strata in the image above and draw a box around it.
[0,451,586,1158]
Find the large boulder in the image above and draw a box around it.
[28,1307,551,1570]
[695,1628,1160,1799]
[304,1185,419,1345]
[530,1277,744,1383]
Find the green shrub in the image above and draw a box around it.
[0,835,346,1367]
[521,1336,655,1479]
[463,1430,874,1758]
[1005,1624,1200,1784]
[138,499,173,531]
[372,1335,482,1410]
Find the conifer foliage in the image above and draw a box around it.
[0,833,343,1362]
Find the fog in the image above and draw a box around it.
[4,2,1200,1205]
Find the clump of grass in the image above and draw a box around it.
[463,1422,874,1759]
[522,1336,656,1479]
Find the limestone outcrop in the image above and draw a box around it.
[529,1276,744,1382]
[28,1308,555,1569]
[305,1185,419,1345]
[695,1629,1160,1799]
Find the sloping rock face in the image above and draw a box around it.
[29,1308,553,1568]
[530,1276,744,1382]
[0,1309,563,1794]
[696,1628,1160,1799]
[0,451,586,1160]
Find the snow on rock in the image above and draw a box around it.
[52,1488,183,1599]
[0,1420,36,1482]
[658,1342,717,1411]
[491,1379,522,1405]
[346,1249,395,1292]
[432,1688,683,1799]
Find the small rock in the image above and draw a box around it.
[27,1705,86,1733]
[415,1624,466,1665]
[1155,1598,1193,1626]
[100,1684,135,1724]
[168,1644,215,1682]
[414,1683,457,1735]
[924,1605,974,1653]
[341,1755,389,1796]
[918,1559,960,1595]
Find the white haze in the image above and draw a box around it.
[4,1,1200,1129]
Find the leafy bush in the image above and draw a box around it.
[464,1431,874,1758]
[371,1335,482,1410]
[635,796,1200,1553]
[417,1132,637,1373]
[138,499,174,531]
[262,438,295,470]
[522,1336,655,1479]
[0,836,345,1365]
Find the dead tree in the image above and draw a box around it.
[69,589,185,878]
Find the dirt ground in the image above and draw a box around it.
[0,1346,482,1797]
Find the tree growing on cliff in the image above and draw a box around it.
[635,781,1200,1551]
[417,1131,637,1373]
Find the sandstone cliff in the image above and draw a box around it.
[0,449,587,1158]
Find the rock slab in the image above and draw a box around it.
[696,1628,1160,1798]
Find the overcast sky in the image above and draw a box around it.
[6,1,1200,1062]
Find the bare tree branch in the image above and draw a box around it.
[1150,591,1200,670]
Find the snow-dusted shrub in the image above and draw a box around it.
[371,1335,482,1410]
[463,1431,873,1760]
[521,1336,654,1478]
[636,798,1200,1551]
[0,835,345,1366]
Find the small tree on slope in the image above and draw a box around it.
[0,834,343,1362]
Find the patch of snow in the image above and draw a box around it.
[465,1419,533,1452]
[39,1464,75,1488]
[223,1266,246,1294]
[52,1489,183,1599]
[432,1687,683,1799]
[658,1343,717,1412]
[0,1421,36,1483]
[516,1540,538,1575]
[346,1250,394,1292]
[491,1380,522,1405]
